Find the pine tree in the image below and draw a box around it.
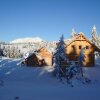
[75,47,91,84]
[53,34,67,81]
[91,25,100,56]
[71,28,76,38]
[97,34,100,49]
[77,47,86,77]
[91,25,97,44]
[6,46,10,58]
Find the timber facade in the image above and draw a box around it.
[65,32,99,66]
[37,47,53,66]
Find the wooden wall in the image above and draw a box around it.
[37,48,53,66]
[65,34,95,67]
[25,54,39,67]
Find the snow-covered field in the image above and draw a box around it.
[0,57,100,100]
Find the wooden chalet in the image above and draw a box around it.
[22,47,53,67]
[65,32,100,67]
[37,47,53,66]
[24,53,39,67]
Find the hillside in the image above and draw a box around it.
[0,57,100,100]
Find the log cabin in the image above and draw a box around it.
[23,53,39,67]
[23,52,48,67]
[36,47,53,66]
[65,32,100,67]
[22,47,53,67]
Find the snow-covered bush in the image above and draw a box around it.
[77,47,86,77]
[65,49,91,85]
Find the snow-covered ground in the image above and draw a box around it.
[0,57,100,100]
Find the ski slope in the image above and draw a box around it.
[0,57,100,100]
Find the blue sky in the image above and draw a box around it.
[0,0,100,42]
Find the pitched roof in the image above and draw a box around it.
[65,32,100,52]
[66,32,89,46]
[37,46,53,54]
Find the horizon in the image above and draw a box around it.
[0,0,100,42]
[0,28,99,43]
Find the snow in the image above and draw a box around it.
[10,37,44,44]
[93,25,96,30]
[0,57,100,100]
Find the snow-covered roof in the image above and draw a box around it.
[65,32,100,52]
[65,32,91,47]
[37,46,53,54]
[23,52,34,59]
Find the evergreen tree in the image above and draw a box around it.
[53,34,67,81]
[76,47,91,84]
[91,25,100,56]
[97,34,100,49]
[71,28,76,38]
[91,25,97,44]
[6,46,10,57]
[77,47,86,77]
[66,47,90,85]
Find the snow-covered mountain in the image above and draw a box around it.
[10,37,44,44]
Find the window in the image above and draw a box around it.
[79,45,82,49]
[71,45,75,54]
[86,46,89,49]
[72,45,74,49]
